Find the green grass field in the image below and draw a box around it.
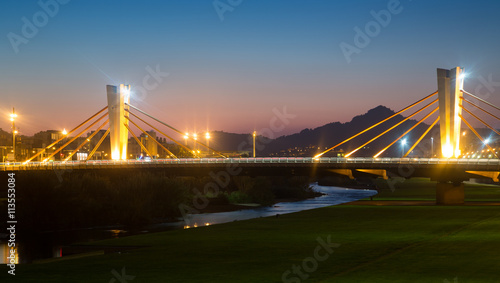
[3,178,500,282]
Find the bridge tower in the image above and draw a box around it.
[437,67,465,158]
[107,84,130,160]
[436,67,465,204]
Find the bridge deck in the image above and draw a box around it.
[2,158,500,182]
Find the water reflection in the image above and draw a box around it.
[2,184,375,263]
[0,242,19,264]
[183,184,376,227]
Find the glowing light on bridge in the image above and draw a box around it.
[437,67,465,158]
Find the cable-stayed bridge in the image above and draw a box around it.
[3,67,500,204]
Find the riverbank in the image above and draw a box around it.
[4,178,500,282]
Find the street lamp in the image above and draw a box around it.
[10,108,17,161]
[193,133,198,151]
[252,131,257,158]
[205,132,210,154]
[401,138,407,158]
[431,137,434,157]
[184,133,189,146]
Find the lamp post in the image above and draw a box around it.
[184,133,189,146]
[252,131,256,158]
[193,133,198,152]
[10,108,17,161]
[401,138,406,158]
[205,132,210,154]
[431,137,434,158]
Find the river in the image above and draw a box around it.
[1,184,377,263]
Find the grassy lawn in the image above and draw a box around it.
[373,177,500,201]
[3,178,500,282]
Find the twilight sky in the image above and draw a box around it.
[1,0,500,138]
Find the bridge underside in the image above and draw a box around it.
[7,159,499,205]
[7,160,499,182]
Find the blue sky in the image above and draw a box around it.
[1,0,500,137]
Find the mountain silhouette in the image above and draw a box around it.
[210,105,438,157]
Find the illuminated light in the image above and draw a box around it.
[454,149,461,157]
[111,149,121,160]
[62,129,68,135]
[10,118,14,122]
[14,130,18,134]
[442,143,454,158]
[193,133,198,140]
[205,223,210,226]
[462,131,466,136]
[120,84,131,99]
[205,132,210,139]
[401,139,407,145]
[484,138,491,145]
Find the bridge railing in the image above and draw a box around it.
[2,157,500,171]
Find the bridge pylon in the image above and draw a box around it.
[107,84,130,160]
[437,67,465,158]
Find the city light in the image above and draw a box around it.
[484,138,490,144]
[62,129,68,135]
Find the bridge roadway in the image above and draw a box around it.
[2,157,500,181]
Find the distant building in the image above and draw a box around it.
[140,130,158,157]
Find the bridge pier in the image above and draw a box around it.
[436,181,464,205]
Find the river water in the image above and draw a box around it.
[179,184,377,228]
[1,184,376,263]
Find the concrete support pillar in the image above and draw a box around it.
[107,84,130,160]
[436,182,464,205]
[437,67,465,158]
